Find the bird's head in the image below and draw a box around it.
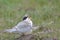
[23,14,33,27]
[23,14,31,20]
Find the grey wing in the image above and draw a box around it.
[14,21,32,33]
[15,21,29,28]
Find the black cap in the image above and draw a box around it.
[23,16,28,20]
[23,14,28,20]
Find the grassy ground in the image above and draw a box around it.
[0,0,60,40]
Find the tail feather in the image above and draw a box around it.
[0,28,16,33]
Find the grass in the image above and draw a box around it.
[0,0,60,40]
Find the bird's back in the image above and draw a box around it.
[14,20,32,33]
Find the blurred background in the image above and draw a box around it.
[0,0,60,40]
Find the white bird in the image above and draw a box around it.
[1,14,33,35]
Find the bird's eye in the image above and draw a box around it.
[23,17,27,20]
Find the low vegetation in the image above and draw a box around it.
[0,0,60,40]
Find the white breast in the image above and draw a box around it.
[24,18,33,27]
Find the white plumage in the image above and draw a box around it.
[3,14,33,34]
